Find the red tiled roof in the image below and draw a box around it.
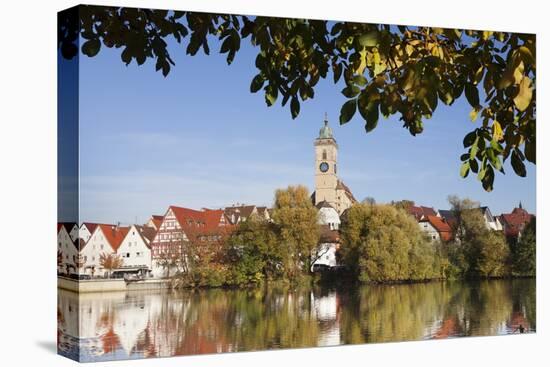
[81,222,99,234]
[135,225,157,248]
[499,207,534,237]
[425,215,453,241]
[319,224,340,243]
[408,205,437,220]
[97,224,130,252]
[169,206,232,239]
[149,215,163,229]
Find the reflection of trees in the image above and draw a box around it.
[145,285,322,355]
[57,279,536,361]
[338,279,535,344]
[339,282,451,343]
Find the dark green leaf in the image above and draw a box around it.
[511,150,527,177]
[464,83,480,108]
[82,39,101,57]
[339,99,357,125]
[250,75,264,93]
[469,158,479,173]
[482,165,495,191]
[361,102,379,133]
[290,97,300,119]
[342,85,361,98]
[463,130,477,148]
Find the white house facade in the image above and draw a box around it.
[58,223,79,275]
[79,222,98,244]
[80,224,128,277]
[312,201,341,270]
[115,225,156,277]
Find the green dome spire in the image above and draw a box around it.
[318,113,333,139]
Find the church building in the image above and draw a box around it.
[311,116,356,214]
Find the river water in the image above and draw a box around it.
[57,279,535,362]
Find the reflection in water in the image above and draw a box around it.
[57,279,535,362]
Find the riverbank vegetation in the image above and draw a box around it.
[163,188,535,288]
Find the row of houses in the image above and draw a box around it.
[404,202,535,243]
[58,200,534,278]
[57,204,273,278]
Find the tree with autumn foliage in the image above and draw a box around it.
[59,6,535,191]
[271,185,320,279]
[339,203,439,282]
[511,217,536,277]
[99,253,124,278]
[447,196,510,278]
[225,216,284,285]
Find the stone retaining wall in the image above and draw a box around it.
[57,276,170,293]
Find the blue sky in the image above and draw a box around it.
[76,29,535,224]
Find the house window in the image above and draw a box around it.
[322,150,327,160]
[100,245,104,249]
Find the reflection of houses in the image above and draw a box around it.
[151,206,232,278]
[80,224,129,277]
[312,201,341,270]
[112,293,151,355]
[507,310,530,332]
[57,223,79,275]
[311,291,341,346]
[499,203,535,239]
[419,215,453,242]
[432,316,462,339]
[115,225,156,277]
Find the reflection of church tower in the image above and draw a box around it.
[313,115,356,214]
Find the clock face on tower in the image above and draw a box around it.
[319,162,329,172]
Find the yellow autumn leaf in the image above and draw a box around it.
[355,49,367,75]
[513,77,533,112]
[492,120,503,141]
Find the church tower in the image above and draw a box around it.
[313,115,357,214]
[314,115,339,209]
